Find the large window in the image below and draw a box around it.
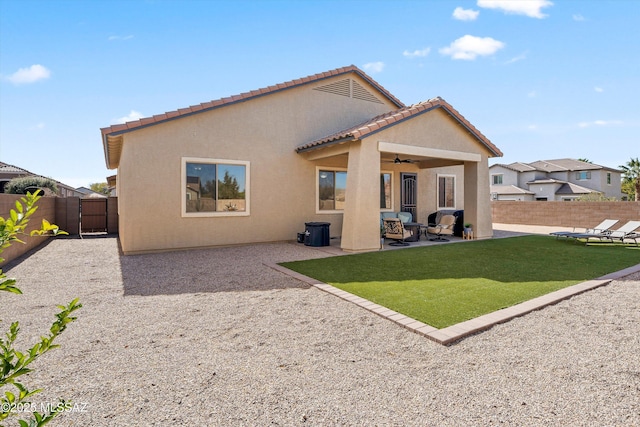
[438,175,455,209]
[182,158,249,216]
[318,169,392,212]
[576,171,591,180]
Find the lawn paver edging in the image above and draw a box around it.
[268,262,640,345]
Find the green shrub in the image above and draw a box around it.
[0,191,81,426]
[4,177,58,196]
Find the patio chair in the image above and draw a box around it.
[573,220,640,245]
[550,219,618,240]
[426,214,456,242]
[383,218,412,246]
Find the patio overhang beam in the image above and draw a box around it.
[378,141,481,163]
[417,159,464,169]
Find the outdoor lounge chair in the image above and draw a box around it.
[383,217,413,246]
[426,214,456,242]
[572,220,640,245]
[550,219,619,240]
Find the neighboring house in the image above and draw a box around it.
[0,161,82,197]
[76,186,108,198]
[489,159,623,201]
[101,65,502,254]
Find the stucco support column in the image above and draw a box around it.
[464,159,492,239]
[341,140,381,252]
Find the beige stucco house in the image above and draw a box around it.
[101,65,502,254]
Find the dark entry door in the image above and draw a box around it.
[401,173,417,219]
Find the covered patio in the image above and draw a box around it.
[297,98,503,252]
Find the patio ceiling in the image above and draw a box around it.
[300,141,479,169]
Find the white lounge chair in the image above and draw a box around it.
[550,219,619,240]
[573,220,640,245]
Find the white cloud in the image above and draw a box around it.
[573,14,585,21]
[477,0,553,18]
[403,48,431,58]
[504,52,527,64]
[453,7,479,21]
[108,35,134,41]
[527,124,538,130]
[363,62,385,73]
[4,64,51,85]
[439,35,505,60]
[594,86,603,93]
[527,91,537,98]
[112,110,144,124]
[578,119,623,128]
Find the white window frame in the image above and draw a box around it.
[181,157,250,217]
[492,174,503,185]
[606,172,612,185]
[315,167,394,214]
[437,174,456,210]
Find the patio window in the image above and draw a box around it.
[437,175,455,209]
[318,169,392,212]
[492,174,503,185]
[182,157,250,217]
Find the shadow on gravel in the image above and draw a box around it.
[120,244,311,296]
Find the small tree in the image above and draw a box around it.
[1,191,81,426]
[4,177,58,196]
[620,157,640,201]
[619,157,640,201]
[89,182,110,196]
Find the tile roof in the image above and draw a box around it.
[490,184,534,195]
[101,65,405,169]
[295,97,503,157]
[528,158,620,172]
[101,65,404,139]
[556,182,599,195]
[490,162,538,172]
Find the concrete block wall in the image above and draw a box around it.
[492,201,640,229]
[0,194,57,267]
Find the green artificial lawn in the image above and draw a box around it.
[281,235,640,329]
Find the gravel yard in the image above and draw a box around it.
[3,236,639,426]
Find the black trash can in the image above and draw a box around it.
[304,222,330,247]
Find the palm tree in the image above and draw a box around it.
[620,157,640,201]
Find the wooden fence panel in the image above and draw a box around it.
[81,198,107,232]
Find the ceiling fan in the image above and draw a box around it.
[383,154,414,164]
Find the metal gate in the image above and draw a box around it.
[81,198,108,233]
[401,173,417,219]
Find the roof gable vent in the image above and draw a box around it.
[314,79,383,104]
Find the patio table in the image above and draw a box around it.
[403,222,423,242]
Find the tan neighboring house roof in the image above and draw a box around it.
[101,65,405,170]
[295,97,503,157]
[490,185,534,195]
[491,162,537,172]
[556,182,600,195]
[0,161,80,197]
[528,158,621,173]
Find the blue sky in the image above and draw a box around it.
[1,0,638,188]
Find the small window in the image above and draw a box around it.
[182,158,249,217]
[576,171,591,180]
[492,174,503,185]
[607,173,611,185]
[319,170,347,211]
[380,173,392,209]
[438,175,455,209]
[318,169,392,212]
